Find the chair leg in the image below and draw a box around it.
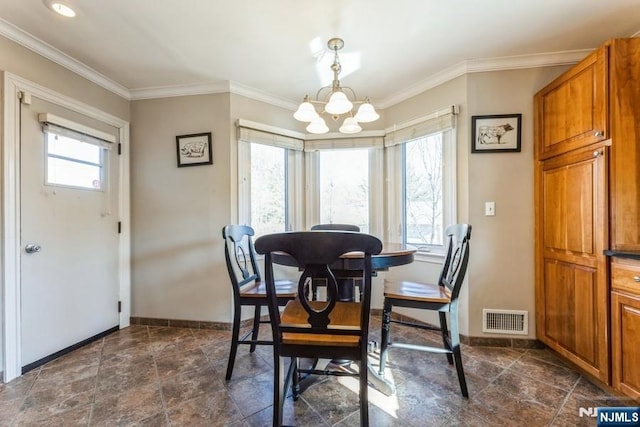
[378,298,392,377]
[359,355,369,426]
[273,351,286,426]
[290,357,300,401]
[439,312,454,365]
[226,307,241,381]
[249,305,261,353]
[449,311,469,398]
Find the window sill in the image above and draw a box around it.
[413,251,445,264]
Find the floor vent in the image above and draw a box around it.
[482,309,528,335]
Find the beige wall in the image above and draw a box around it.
[1,31,577,359]
[130,93,297,323]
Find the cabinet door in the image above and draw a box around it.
[535,145,609,381]
[611,291,640,399]
[609,39,640,252]
[535,47,607,160]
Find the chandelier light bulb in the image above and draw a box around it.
[293,38,378,134]
[354,102,380,123]
[293,100,318,122]
[306,117,329,134]
[325,91,353,115]
[339,117,362,134]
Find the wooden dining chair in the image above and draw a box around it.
[309,223,361,301]
[221,224,297,381]
[378,223,472,397]
[255,231,382,427]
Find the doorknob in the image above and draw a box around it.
[24,244,42,254]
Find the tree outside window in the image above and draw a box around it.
[250,143,286,237]
[404,133,443,247]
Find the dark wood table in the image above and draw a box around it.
[271,242,416,300]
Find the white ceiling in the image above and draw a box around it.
[1,0,639,108]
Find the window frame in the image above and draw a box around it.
[304,146,384,237]
[237,121,305,234]
[384,106,457,262]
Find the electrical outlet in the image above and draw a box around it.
[485,201,495,216]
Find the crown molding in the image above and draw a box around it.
[0,18,131,99]
[129,81,230,100]
[228,81,298,111]
[378,49,593,108]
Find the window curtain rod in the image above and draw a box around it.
[38,113,116,148]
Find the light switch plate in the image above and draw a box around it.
[485,201,495,216]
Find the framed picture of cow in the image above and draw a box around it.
[471,114,521,153]
[176,132,213,167]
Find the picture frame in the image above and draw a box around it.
[176,132,213,167]
[471,114,522,153]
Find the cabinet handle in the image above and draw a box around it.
[634,276,640,283]
[594,131,604,137]
[593,150,601,158]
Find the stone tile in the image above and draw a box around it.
[244,397,328,427]
[19,376,96,421]
[297,376,363,425]
[13,403,91,426]
[160,365,222,409]
[458,383,557,426]
[508,353,580,391]
[91,383,164,426]
[491,370,569,409]
[148,327,202,357]
[166,390,244,426]
[155,347,210,379]
[95,359,158,396]
[227,371,273,417]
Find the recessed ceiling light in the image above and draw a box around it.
[43,1,76,17]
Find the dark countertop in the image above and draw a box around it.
[604,250,640,260]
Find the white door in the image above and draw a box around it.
[20,96,120,369]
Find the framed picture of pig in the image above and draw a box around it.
[176,132,213,167]
[471,114,521,153]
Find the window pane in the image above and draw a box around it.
[319,149,369,233]
[251,143,286,236]
[47,133,101,164]
[46,132,105,190]
[47,157,102,189]
[404,134,443,246]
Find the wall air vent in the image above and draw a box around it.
[482,309,528,335]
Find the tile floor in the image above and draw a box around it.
[0,316,633,426]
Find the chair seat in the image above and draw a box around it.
[383,279,451,303]
[240,279,297,298]
[281,300,361,347]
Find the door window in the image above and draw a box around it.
[45,131,106,190]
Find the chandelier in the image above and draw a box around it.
[294,38,379,134]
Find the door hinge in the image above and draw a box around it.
[118,301,122,313]
[117,221,122,234]
[118,143,122,155]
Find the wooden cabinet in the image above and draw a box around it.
[608,39,640,252]
[535,38,640,395]
[535,144,609,381]
[534,47,607,160]
[611,259,640,399]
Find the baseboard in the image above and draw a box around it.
[131,312,544,349]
